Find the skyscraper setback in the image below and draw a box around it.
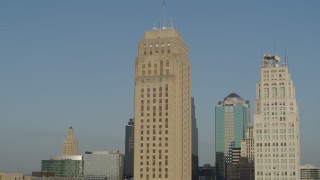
[254,55,300,179]
[133,27,192,180]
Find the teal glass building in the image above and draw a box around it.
[215,92,250,180]
[41,155,84,179]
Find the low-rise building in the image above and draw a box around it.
[84,151,124,180]
[41,155,84,179]
[301,164,320,180]
[0,173,24,180]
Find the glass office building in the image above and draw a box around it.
[41,155,84,179]
[215,92,250,180]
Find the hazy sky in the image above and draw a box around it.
[1,0,319,174]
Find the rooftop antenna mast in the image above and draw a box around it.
[285,47,289,67]
[162,0,167,28]
[285,47,287,64]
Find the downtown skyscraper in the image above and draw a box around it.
[133,27,192,180]
[254,55,300,179]
[215,92,250,180]
[61,126,79,155]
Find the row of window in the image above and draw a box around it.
[141,105,169,111]
[256,129,293,134]
[263,69,286,73]
[140,136,169,142]
[140,118,169,123]
[141,85,169,92]
[141,99,168,104]
[144,42,171,48]
[256,170,296,176]
[140,130,169,135]
[142,69,170,76]
[144,49,171,55]
[140,173,168,179]
[142,60,170,68]
[256,147,296,153]
[255,134,296,141]
[256,142,289,147]
[263,87,286,98]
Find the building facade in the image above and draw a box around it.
[192,97,199,180]
[254,55,300,179]
[198,164,216,180]
[124,118,134,179]
[61,126,79,155]
[84,151,124,180]
[215,92,250,180]
[241,124,254,162]
[41,155,84,179]
[0,173,24,180]
[133,27,192,180]
[300,164,320,180]
[225,157,255,180]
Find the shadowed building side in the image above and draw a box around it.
[192,97,199,180]
[124,118,134,179]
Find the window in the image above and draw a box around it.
[271,87,277,98]
[279,87,285,97]
[264,88,269,98]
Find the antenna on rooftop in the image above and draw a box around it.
[170,18,174,29]
[162,0,167,28]
[285,47,289,67]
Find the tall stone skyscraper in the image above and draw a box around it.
[133,27,192,180]
[61,126,79,155]
[254,55,300,179]
[124,118,134,178]
[215,92,250,180]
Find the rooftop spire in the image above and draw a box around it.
[162,0,166,28]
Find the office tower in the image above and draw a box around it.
[215,92,250,180]
[300,164,320,180]
[254,55,300,179]
[192,97,199,180]
[124,118,134,179]
[84,151,124,180]
[225,125,255,180]
[41,155,84,179]
[133,27,192,180]
[241,124,254,162]
[61,126,79,155]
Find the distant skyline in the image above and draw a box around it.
[0,0,319,174]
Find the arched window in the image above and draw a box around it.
[271,87,277,98]
[279,87,285,97]
[264,88,269,98]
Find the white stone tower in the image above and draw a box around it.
[61,126,79,155]
[254,55,300,179]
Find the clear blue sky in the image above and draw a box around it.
[0,0,319,174]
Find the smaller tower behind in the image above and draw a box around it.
[61,126,79,155]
